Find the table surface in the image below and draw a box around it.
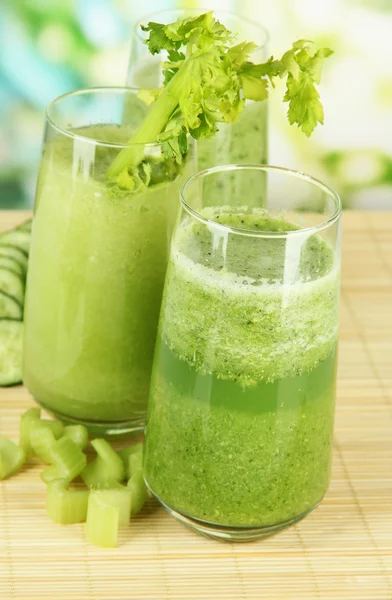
[0,211,391,600]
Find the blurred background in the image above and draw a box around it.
[0,0,391,210]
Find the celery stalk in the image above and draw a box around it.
[47,479,89,524]
[51,437,87,483]
[82,439,124,488]
[106,64,188,180]
[86,493,119,548]
[118,442,143,478]
[63,425,88,450]
[19,408,41,455]
[86,487,132,548]
[41,464,59,484]
[30,426,56,463]
[128,452,143,478]
[95,488,132,526]
[127,469,148,516]
[46,420,64,439]
[0,437,25,479]
[20,408,63,456]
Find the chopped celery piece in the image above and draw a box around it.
[117,442,143,466]
[41,464,59,484]
[118,442,143,478]
[129,452,143,478]
[0,437,25,479]
[45,420,64,439]
[127,469,148,516]
[47,479,89,524]
[86,492,119,548]
[91,439,124,474]
[30,426,56,463]
[82,438,124,489]
[95,487,131,526]
[63,425,88,450]
[19,408,41,455]
[20,408,63,456]
[51,437,87,482]
[86,487,132,548]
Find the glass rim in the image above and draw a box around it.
[46,86,164,149]
[180,164,342,239]
[134,8,270,49]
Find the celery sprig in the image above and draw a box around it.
[106,12,332,188]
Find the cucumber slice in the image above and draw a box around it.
[0,230,30,254]
[0,256,25,278]
[0,245,28,272]
[0,268,24,305]
[0,292,23,320]
[0,320,23,386]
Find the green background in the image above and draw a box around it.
[0,0,391,209]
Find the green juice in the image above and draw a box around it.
[144,208,339,527]
[23,125,193,424]
[198,101,268,168]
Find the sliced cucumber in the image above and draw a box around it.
[0,230,30,254]
[0,320,23,386]
[0,244,28,272]
[0,291,23,320]
[0,256,25,278]
[0,268,24,305]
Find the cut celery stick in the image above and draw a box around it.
[82,439,124,489]
[96,487,131,526]
[47,479,89,524]
[86,492,119,548]
[117,442,143,468]
[129,452,143,478]
[91,439,124,478]
[63,425,88,450]
[41,464,59,484]
[30,426,56,463]
[19,407,41,455]
[45,420,64,439]
[51,437,87,482]
[20,408,63,456]
[127,469,148,516]
[86,486,132,547]
[118,442,143,479]
[0,436,25,479]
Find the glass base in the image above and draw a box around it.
[36,399,145,439]
[148,485,321,542]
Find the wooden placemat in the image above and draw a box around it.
[0,211,391,600]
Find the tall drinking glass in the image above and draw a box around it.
[127,9,269,177]
[23,87,195,436]
[144,165,341,541]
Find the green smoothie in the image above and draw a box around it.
[197,102,268,206]
[144,208,339,527]
[197,101,268,169]
[23,125,193,424]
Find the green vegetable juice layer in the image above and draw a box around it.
[144,209,339,527]
[23,125,192,422]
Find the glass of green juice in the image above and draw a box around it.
[144,164,341,541]
[23,87,195,436]
[127,9,269,176]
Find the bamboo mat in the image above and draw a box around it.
[0,210,391,600]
